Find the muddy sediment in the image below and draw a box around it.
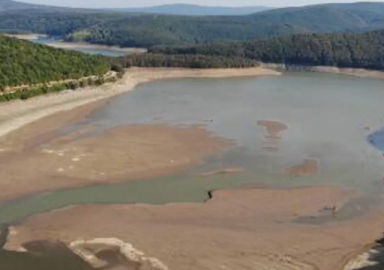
[6,186,384,270]
[286,159,320,177]
[257,120,288,151]
[2,68,384,270]
[0,67,280,140]
[197,167,245,177]
[0,122,231,202]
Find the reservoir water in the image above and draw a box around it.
[1,72,384,225]
[2,72,384,269]
[33,36,139,57]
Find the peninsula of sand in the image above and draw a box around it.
[2,66,384,270]
[0,67,280,201]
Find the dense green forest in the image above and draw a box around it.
[108,54,260,69]
[0,34,110,90]
[2,2,384,47]
[111,4,269,16]
[151,29,384,70]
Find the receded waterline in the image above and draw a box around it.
[2,73,384,226]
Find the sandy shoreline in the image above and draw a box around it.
[0,121,231,202]
[6,186,384,270]
[0,67,280,140]
[1,66,384,270]
[310,66,384,79]
[0,67,277,202]
[261,63,384,79]
[3,64,382,142]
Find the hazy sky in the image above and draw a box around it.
[18,0,384,8]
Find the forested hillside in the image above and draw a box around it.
[108,54,260,69]
[2,2,384,48]
[0,0,39,12]
[0,34,110,89]
[151,29,384,70]
[110,4,270,16]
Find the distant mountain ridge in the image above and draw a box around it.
[3,1,384,48]
[107,4,270,16]
[0,0,100,12]
[0,0,38,11]
[0,0,270,15]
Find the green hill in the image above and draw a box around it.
[109,4,270,16]
[150,29,384,70]
[2,2,384,47]
[0,0,38,12]
[0,34,110,90]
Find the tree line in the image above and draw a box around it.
[150,29,384,70]
[107,54,260,69]
[3,2,384,48]
[0,34,110,90]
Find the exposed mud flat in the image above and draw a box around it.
[257,120,288,150]
[257,120,288,138]
[286,159,320,177]
[0,67,281,202]
[262,63,384,79]
[5,186,384,270]
[0,122,230,202]
[1,69,384,270]
[0,67,280,140]
[197,167,245,177]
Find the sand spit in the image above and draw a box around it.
[258,120,288,151]
[286,159,320,177]
[0,67,280,141]
[257,120,288,138]
[6,186,384,270]
[310,66,384,79]
[197,167,245,177]
[0,123,231,202]
[262,63,384,79]
[0,67,278,201]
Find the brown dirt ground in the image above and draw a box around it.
[6,186,384,270]
[0,100,231,202]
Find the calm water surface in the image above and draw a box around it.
[2,72,384,269]
[33,37,131,57]
[1,72,384,225]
